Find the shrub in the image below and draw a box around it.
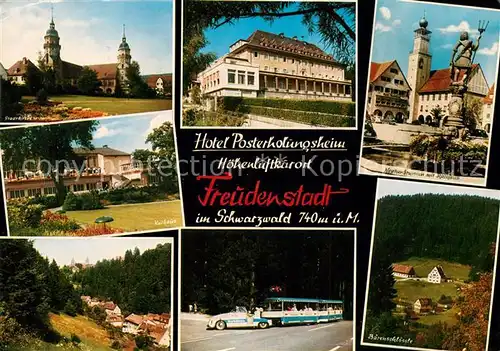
[40,212,80,232]
[221,96,355,116]
[70,333,81,344]
[62,191,103,211]
[110,340,122,349]
[102,187,162,205]
[7,200,43,228]
[244,105,354,127]
[28,195,59,209]
[62,192,80,211]
[182,108,246,127]
[64,302,78,317]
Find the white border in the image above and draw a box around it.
[360,178,500,351]
[0,233,176,348]
[178,0,358,130]
[177,227,357,351]
[0,0,174,126]
[357,0,500,188]
[0,111,184,236]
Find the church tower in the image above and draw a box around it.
[407,14,432,122]
[117,25,132,92]
[43,6,63,81]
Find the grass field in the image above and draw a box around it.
[49,313,113,351]
[396,257,471,281]
[395,279,460,303]
[23,95,172,115]
[65,200,182,232]
[416,306,459,326]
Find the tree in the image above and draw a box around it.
[131,149,156,169]
[464,96,482,130]
[0,121,98,205]
[0,78,22,120]
[145,122,178,193]
[443,273,493,351]
[183,1,355,94]
[367,256,397,315]
[77,67,101,95]
[23,64,43,96]
[430,106,444,126]
[126,61,155,98]
[37,52,57,93]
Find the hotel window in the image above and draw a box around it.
[254,51,258,58]
[420,105,423,112]
[438,94,441,100]
[74,184,84,192]
[228,70,236,84]
[86,183,97,190]
[44,187,56,195]
[247,72,255,85]
[238,71,245,84]
[432,94,435,101]
[283,57,286,62]
[426,95,429,101]
[10,190,25,199]
[292,59,295,64]
[27,188,42,197]
[274,68,278,73]
[444,94,448,100]
[264,66,268,71]
[283,69,287,74]
[390,68,398,74]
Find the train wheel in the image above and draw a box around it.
[258,322,269,329]
[215,320,226,330]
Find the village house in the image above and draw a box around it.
[367,60,411,123]
[143,74,172,96]
[106,314,124,328]
[482,84,494,133]
[196,30,352,102]
[100,301,122,316]
[392,264,416,278]
[3,146,156,200]
[413,298,433,314]
[123,313,144,334]
[428,265,447,284]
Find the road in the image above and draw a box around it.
[181,315,353,351]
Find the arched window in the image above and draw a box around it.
[418,58,424,69]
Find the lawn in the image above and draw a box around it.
[49,313,113,351]
[394,279,460,303]
[23,95,172,115]
[396,257,471,281]
[64,200,182,232]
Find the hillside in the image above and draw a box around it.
[49,313,113,350]
[374,194,499,269]
[396,257,471,281]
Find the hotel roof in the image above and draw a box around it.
[74,147,130,157]
[239,30,339,64]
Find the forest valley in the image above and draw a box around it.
[364,194,498,351]
[181,230,354,318]
[0,240,171,351]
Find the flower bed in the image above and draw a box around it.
[21,102,108,121]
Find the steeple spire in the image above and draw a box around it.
[50,3,54,25]
[122,24,126,40]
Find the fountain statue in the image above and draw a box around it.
[445,20,488,136]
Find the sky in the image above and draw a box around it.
[0,0,173,75]
[90,110,173,153]
[201,2,355,62]
[377,178,500,200]
[371,0,500,85]
[30,237,172,266]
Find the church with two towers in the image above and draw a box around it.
[8,10,134,94]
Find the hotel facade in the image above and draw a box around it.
[198,30,352,101]
[3,146,156,200]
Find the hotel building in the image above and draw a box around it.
[197,30,352,101]
[4,146,153,200]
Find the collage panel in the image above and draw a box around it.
[0,112,182,236]
[0,0,172,124]
[362,178,499,350]
[0,235,174,350]
[180,228,355,351]
[181,0,356,129]
[359,0,500,186]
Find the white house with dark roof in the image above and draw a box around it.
[427,265,447,284]
[197,30,352,101]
